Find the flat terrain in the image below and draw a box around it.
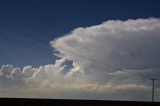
[0,98,159,106]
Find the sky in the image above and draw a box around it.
[0,0,160,101]
[0,0,160,67]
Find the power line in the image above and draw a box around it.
[1,31,49,51]
[0,23,124,72]
[0,23,51,49]
[149,77,157,102]
[0,32,51,55]
[0,23,51,52]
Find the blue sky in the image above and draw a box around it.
[0,0,160,67]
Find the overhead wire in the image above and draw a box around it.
[0,32,51,55]
[0,23,123,72]
[0,23,51,49]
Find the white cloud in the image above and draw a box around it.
[51,17,160,80]
[1,18,160,101]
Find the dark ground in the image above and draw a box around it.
[0,98,159,106]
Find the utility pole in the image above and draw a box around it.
[149,77,157,102]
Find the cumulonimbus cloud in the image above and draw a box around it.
[1,18,160,101]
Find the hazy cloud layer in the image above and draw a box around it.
[1,18,160,101]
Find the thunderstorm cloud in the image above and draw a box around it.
[1,18,160,101]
